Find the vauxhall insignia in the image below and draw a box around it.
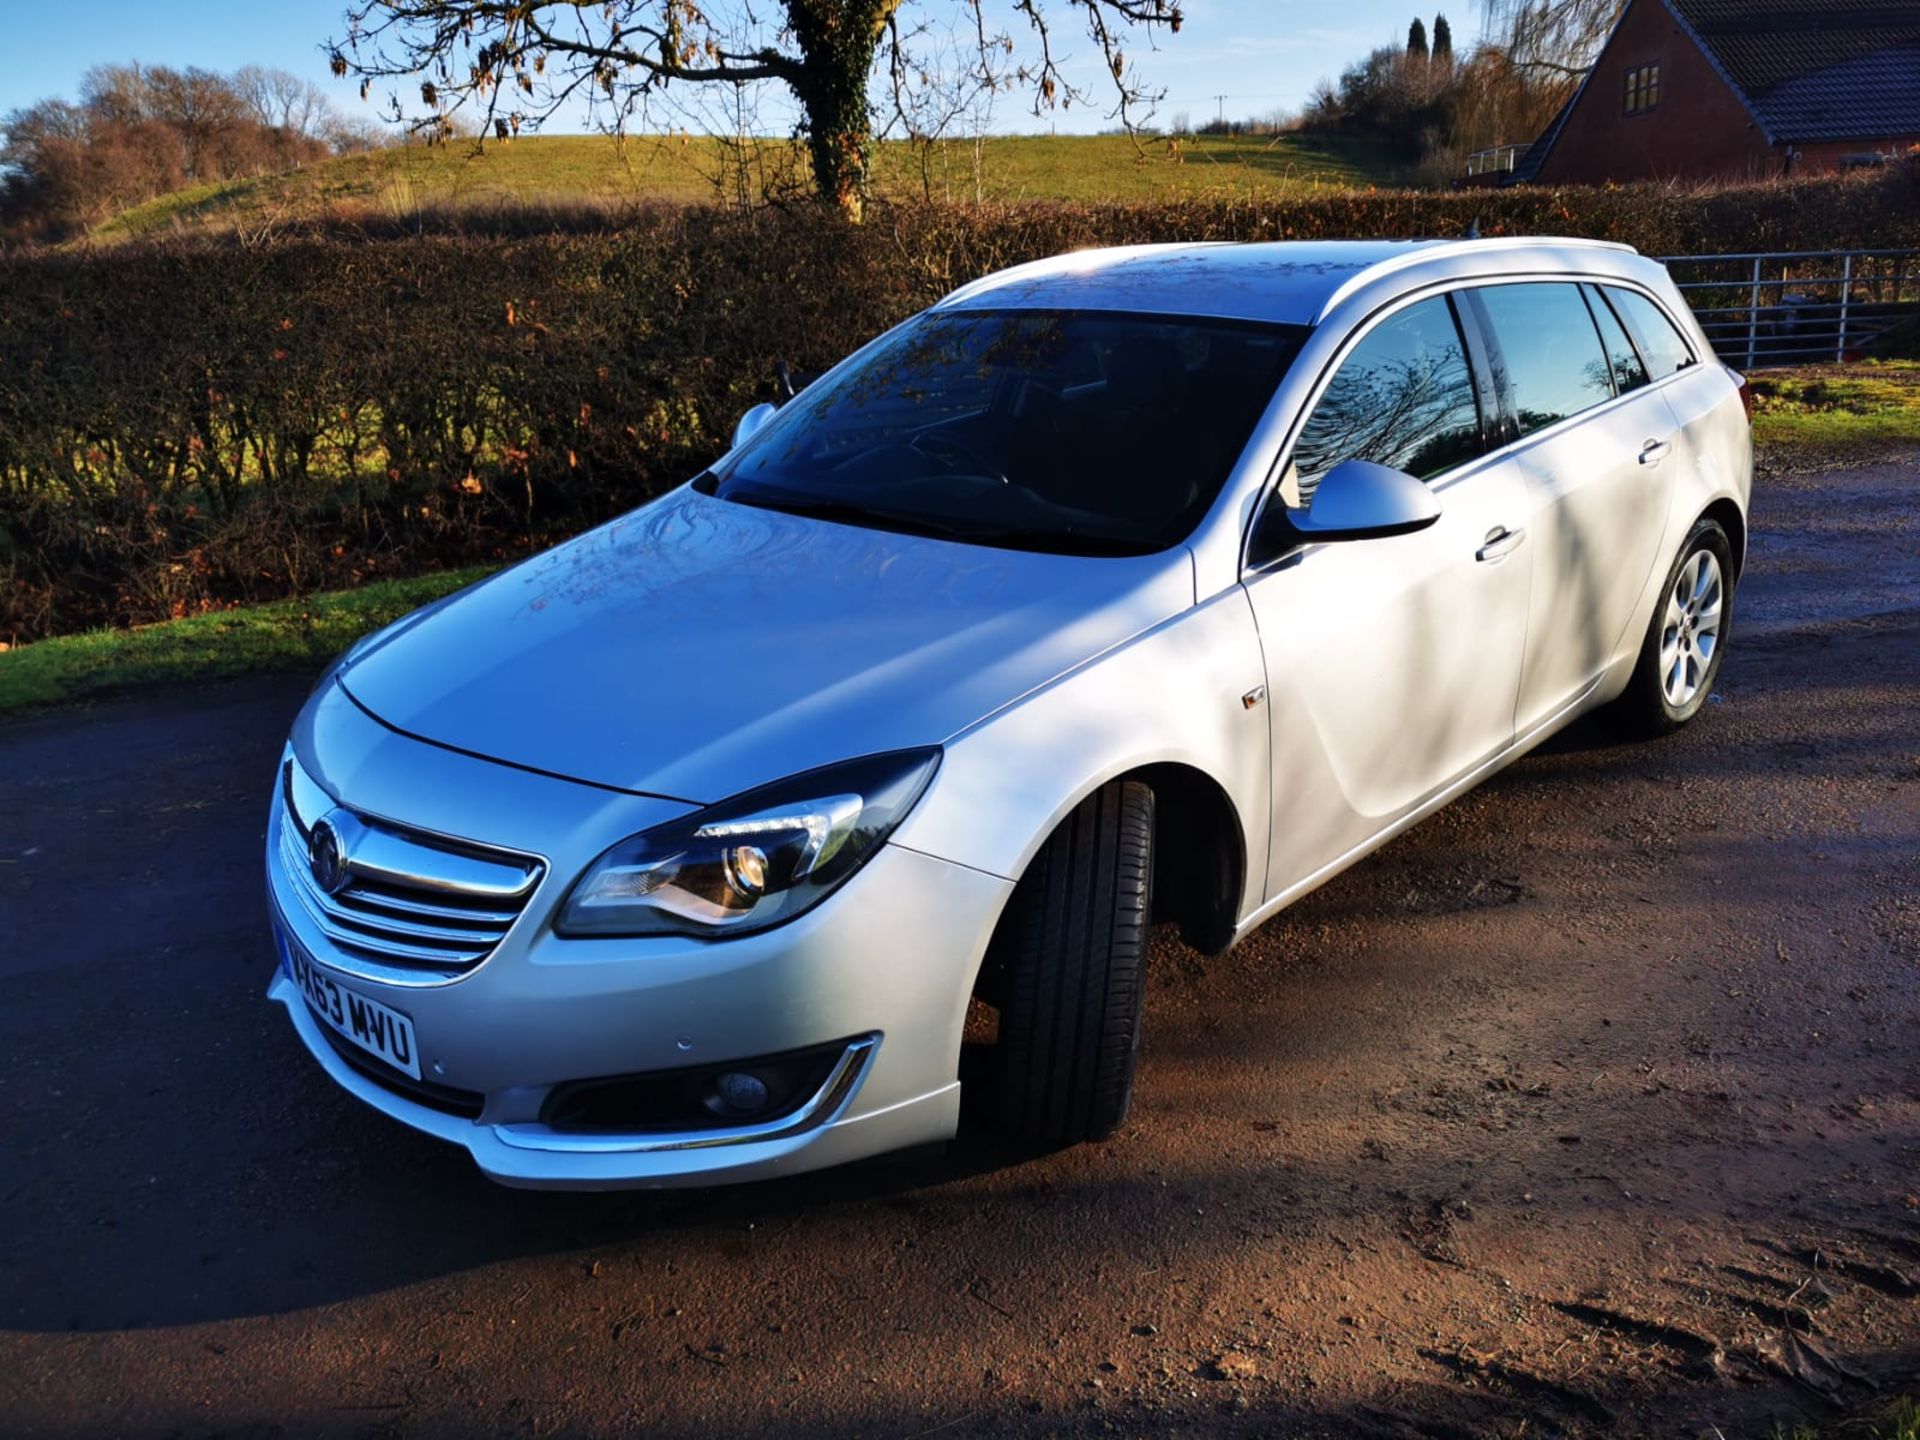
[308,817,351,895]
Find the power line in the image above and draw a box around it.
[1160,90,1299,107]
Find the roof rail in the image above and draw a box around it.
[1313,235,1641,322]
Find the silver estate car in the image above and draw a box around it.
[267,238,1751,1189]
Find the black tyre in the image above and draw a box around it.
[991,780,1154,1145]
[1612,516,1734,738]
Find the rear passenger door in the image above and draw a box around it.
[1466,281,1674,737]
[1607,283,1743,535]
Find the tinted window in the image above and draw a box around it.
[712,310,1305,554]
[1584,284,1648,393]
[1606,286,1694,378]
[1287,296,1482,506]
[1476,282,1615,436]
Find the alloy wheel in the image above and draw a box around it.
[1659,548,1723,708]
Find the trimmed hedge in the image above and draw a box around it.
[3,164,1917,641]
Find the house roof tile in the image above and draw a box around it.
[1666,0,1920,141]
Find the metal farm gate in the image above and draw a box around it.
[1657,248,1920,369]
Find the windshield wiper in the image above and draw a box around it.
[723,490,981,543]
[958,527,1152,557]
[720,487,1152,556]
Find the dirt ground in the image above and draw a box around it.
[1,454,1916,1439]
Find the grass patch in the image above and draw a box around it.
[871,130,1400,203]
[94,131,1404,239]
[1750,360,1920,450]
[1776,1395,1920,1440]
[0,567,491,716]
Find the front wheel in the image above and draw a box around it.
[1612,517,1734,737]
[990,780,1154,1145]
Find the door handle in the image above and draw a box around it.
[1476,526,1526,563]
[1638,437,1672,465]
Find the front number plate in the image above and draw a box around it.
[282,935,422,1081]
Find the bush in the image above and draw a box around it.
[3,167,1916,642]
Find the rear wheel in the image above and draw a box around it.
[990,780,1153,1145]
[1612,517,1733,737]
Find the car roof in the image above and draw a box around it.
[934,237,1647,328]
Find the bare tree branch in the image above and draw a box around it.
[1477,0,1623,77]
[330,1,1185,212]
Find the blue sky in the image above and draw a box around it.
[0,0,1472,134]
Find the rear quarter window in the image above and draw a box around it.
[1583,284,1649,393]
[1605,286,1695,378]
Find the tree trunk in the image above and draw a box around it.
[787,0,898,221]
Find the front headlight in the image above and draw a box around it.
[555,748,941,938]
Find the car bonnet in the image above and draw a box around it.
[337,487,1196,802]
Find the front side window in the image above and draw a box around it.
[1604,286,1695,378]
[1475,282,1616,437]
[1624,62,1660,114]
[709,309,1305,554]
[1285,295,1484,507]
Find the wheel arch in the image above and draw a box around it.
[974,759,1248,963]
[967,759,1248,1020]
[890,587,1273,960]
[1700,496,1747,582]
[1126,761,1245,955]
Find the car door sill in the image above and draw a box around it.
[1234,675,1606,944]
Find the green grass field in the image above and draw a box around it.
[1749,360,1920,450]
[98,130,1403,238]
[0,568,489,714]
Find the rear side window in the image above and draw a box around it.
[1605,286,1694,377]
[1287,295,1483,505]
[1475,282,1615,437]
[1583,284,1648,394]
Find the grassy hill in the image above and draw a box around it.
[97,130,1404,238]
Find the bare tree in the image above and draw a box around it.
[4,63,365,236]
[234,65,336,138]
[329,0,1186,218]
[78,62,161,126]
[880,4,1004,205]
[0,100,90,224]
[145,66,248,179]
[323,113,391,153]
[1478,0,1623,77]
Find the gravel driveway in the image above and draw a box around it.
[2,455,1915,1439]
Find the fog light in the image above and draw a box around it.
[711,1070,771,1116]
[539,1041,853,1134]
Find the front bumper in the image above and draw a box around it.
[267,684,1013,1190]
[268,972,967,1187]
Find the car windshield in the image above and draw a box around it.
[704,309,1307,555]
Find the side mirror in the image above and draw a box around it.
[1282,459,1441,544]
[732,402,779,451]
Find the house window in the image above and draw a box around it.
[1623,62,1660,114]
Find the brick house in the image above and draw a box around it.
[1510,0,1920,185]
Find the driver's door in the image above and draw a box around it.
[1241,293,1532,905]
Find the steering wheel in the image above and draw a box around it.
[909,428,1010,486]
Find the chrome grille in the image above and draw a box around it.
[275,758,543,980]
